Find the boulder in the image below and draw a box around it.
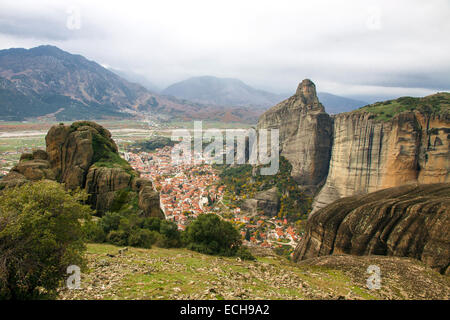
[139,186,164,218]
[242,187,280,217]
[1,149,55,186]
[293,183,450,274]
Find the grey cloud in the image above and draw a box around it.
[0,0,449,100]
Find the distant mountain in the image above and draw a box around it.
[163,76,367,114]
[162,76,285,108]
[317,92,367,114]
[109,68,161,93]
[0,45,201,121]
[0,46,366,122]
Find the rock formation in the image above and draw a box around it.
[241,187,280,216]
[257,81,450,210]
[0,121,164,218]
[257,79,333,193]
[293,183,450,274]
[0,150,55,188]
[313,110,450,211]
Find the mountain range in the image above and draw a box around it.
[162,75,367,114]
[0,45,210,121]
[0,45,366,122]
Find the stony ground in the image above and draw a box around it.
[57,243,450,300]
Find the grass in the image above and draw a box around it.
[353,92,450,121]
[90,130,135,175]
[57,243,449,300]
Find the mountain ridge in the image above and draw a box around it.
[0,45,209,121]
[163,75,367,114]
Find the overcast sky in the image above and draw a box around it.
[1,0,449,101]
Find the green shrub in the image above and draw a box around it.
[83,219,106,243]
[236,247,256,261]
[106,230,128,246]
[94,213,181,249]
[99,212,122,234]
[128,229,159,248]
[159,220,181,247]
[142,217,162,231]
[182,214,241,256]
[0,181,92,299]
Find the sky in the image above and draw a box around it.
[0,0,449,102]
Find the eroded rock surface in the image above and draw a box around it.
[257,79,333,193]
[313,111,450,211]
[241,186,280,217]
[293,183,450,274]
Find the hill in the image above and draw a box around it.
[352,92,450,121]
[57,243,449,300]
[317,92,367,114]
[0,46,203,121]
[162,76,284,109]
[163,76,367,114]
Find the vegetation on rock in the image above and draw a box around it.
[217,157,312,221]
[354,92,450,121]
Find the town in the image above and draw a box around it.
[124,144,302,256]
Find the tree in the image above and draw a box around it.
[0,181,92,299]
[245,229,251,241]
[182,214,241,256]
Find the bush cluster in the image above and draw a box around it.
[0,182,253,300]
[83,212,182,249]
[0,181,92,299]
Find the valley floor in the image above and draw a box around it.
[57,243,449,300]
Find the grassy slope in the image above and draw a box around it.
[352,92,450,121]
[57,243,449,300]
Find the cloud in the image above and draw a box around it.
[0,0,449,99]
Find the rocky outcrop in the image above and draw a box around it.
[257,79,333,193]
[313,111,450,211]
[241,187,280,217]
[0,149,56,189]
[138,186,165,217]
[0,121,164,218]
[293,183,450,274]
[257,81,449,210]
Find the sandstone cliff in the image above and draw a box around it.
[293,183,450,274]
[257,81,450,210]
[0,121,164,218]
[257,79,333,193]
[314,107,450,211]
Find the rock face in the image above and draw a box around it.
[0,150,56,189]
[313,111,450,211]
[241,187,280,216]
[0,121,164,218]
[257,79,333,193]
[257,81,449,210]
[293,183,450,274]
